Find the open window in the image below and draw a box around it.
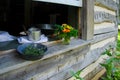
[0,0,94,50]
[0,0,82,37]
[28,1,82,41]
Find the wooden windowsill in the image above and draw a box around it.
[0,39,90,75]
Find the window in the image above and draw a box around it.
[0,0,94,51]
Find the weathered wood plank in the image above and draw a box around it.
[78,8,82,37]
[81,0,94,40]
[0,55,59,80]
[33,0,82,7]
[57,45,89,72]
[49,41,115,80]
[78,41,116,72]
[69,56,107,80]
[91,37,116,50]
[94,11,116,23]
[0,39,90,80]
[94,22,115,30]
[94,26,116,35]
[92,31,117,44]
[32,45,89,80]
[91,68,106,80]
[95,0,118,11]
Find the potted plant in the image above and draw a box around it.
[55,24,78,45]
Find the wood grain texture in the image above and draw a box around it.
[81,0,94,40]
[94,11,116,23]
[95,0,118,11]
[94,27,116,35]
[0,39,90,80]
[94,5,116,15]
[92,31,117,44]
[91,37,116,50]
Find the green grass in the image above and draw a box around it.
[118,30,120,40]
[117,30,120,51]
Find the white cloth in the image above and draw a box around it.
[18,34,48,43]
[0,31,15,42]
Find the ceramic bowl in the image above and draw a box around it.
[17,43,47,60]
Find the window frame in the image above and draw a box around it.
[24,0,94,40]
[33,0,82,7]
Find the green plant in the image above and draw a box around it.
[24,45,44,56]
[116,40,120,51]
[70,70,84,80]
[55,24,78,44]
[100,47,120,80]
[117,31,120,51]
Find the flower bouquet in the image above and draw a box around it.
[55,24,78,44]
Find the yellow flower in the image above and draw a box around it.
[66,25,71,29]
[55,24,78,42]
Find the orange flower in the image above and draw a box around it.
[62,28,67,33]
[62,28,70,33]
[66,29,70,32]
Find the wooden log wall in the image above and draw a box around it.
[0,0,119,80]
[92,0,118,63]
[95,0,118,11]
[94,0,118,35]
[74,0,119,79]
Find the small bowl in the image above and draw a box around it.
[17,43,47,60]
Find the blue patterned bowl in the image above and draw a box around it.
[17,43,47,60]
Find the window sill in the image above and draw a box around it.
[0,39,90,75]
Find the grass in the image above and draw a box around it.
[118,30,120,40]
[117,30,120,51]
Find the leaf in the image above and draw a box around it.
[70,70,84,80]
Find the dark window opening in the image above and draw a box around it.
[0,0,80,37]
[31,2,68,25]
[0,0,25,36]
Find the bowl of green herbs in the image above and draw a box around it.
[17,43,47,60]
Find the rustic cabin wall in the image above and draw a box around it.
[93,0,118,54]
[93,0,118,51]
[0,0,119,80]
[79,0,119,79]
[70,0,119,80]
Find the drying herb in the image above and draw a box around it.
[24,45,44,56]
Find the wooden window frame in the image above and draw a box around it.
[33,0,82,7]
[24,0,94,40]
[81,0,94,40]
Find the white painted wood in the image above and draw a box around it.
[33,0,82,7]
